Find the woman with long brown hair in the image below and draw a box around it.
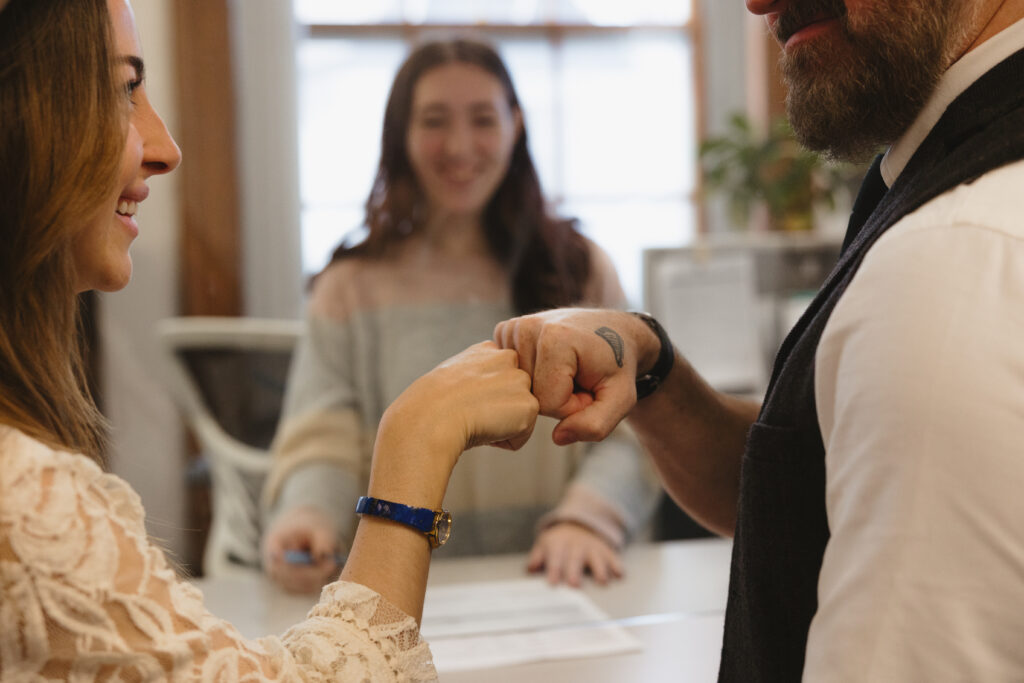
[0,0,129,463]
[262,38,660,593]
[0,1,536,678]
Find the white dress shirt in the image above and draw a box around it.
[806,18,1024,681]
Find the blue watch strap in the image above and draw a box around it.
[355,496,437,534]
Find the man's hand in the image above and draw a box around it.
[494,309,658,445]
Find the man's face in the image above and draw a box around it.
[753,0,972,161]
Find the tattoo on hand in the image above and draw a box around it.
[594,327,624,368]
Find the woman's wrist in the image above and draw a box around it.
[367,408,460,509]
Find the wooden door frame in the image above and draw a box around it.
[173,0,243,317]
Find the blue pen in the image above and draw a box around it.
[284,550,346,566]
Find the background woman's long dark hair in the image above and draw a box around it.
[330,38,591,315]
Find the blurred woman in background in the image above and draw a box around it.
[261,38,661,594]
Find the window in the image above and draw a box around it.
[294,0,699,306]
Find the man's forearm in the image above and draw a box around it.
[628,350,759,537]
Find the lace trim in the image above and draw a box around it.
[0,426,438,681]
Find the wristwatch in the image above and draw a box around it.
[631,312,675,400]
[355,496,452,548]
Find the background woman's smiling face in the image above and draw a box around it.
[404,62,522,221]
[72,0,180,293]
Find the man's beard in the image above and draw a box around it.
[778,0,969,162]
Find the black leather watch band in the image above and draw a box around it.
[631,312,675,400]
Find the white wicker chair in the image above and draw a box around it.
[156,316,302,577]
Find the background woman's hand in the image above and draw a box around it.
[261,505,342,594]
[527,521,624,587]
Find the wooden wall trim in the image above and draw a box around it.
[172,0,243,316]
[171,0,243,575]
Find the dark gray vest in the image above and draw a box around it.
[718,47,1024,682]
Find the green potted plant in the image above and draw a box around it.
[700,113,849,232]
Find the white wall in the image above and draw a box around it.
[697,0,751,234]
[231,0,304,320]
[699,0,749,138]
[101,0,187,559]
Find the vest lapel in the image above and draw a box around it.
[841,154,888,255]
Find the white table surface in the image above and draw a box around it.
[193,537,733,681]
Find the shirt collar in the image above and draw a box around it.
[880,17,1024,187]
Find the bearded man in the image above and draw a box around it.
[493,0,1024,679]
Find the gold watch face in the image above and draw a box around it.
[433,510,452,547]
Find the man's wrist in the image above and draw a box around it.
[629,312,675,400]
[629,313,662,377]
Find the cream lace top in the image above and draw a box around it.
[0,425,437,681]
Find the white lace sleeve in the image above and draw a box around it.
[0,428,437,682]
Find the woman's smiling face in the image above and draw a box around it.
[404,61,522,222]
[71,0,180,293]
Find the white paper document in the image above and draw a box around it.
[420,579,642,672]
[649,250,767,393]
